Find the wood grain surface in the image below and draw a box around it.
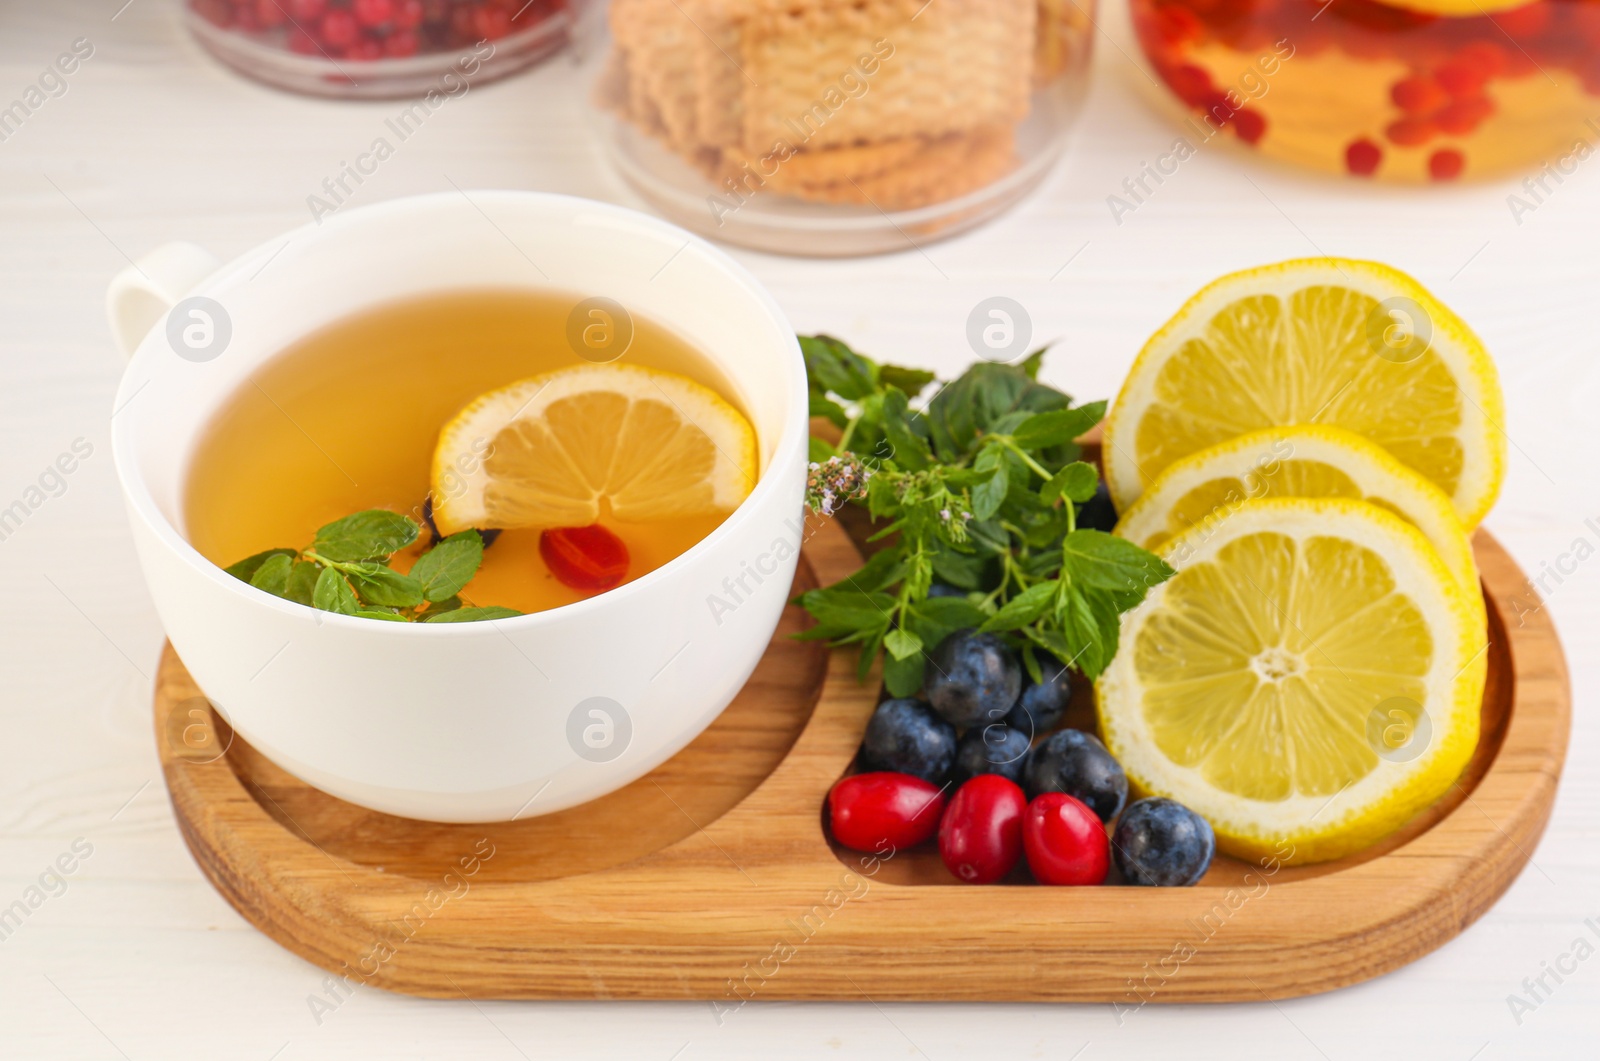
[153,512,1570,1003]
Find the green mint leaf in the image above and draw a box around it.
[410,531,484,603]
[311,509,419,563]
[930,547,987,590]
[312,566,360,615]
[1011,401,1106,451]
[856,624,887,682]
[795,582,895,642]
[356,609,409,622]
[284,560,321,606]
[1021,642,1044,684]
[248,553,293,597]
[424,595,463,617]
[925,362,1071,461]
[225,548,296,582]
[424,605,522,623]
[882,650,923,698]
[808,437,839,464]
[1060,529,1175,597]
[846,546,909,595]
[1018,347,1047,380]
[879,387,933,471]
[971,466,1010,521]
[1042,461,1099,504]
[906,597,988,656]
[883,627,924,661]
[340,562,426,608]
[980,581,1057,632]
[878,364,937,397]
[800,335,877,401]
[912,595,987,631]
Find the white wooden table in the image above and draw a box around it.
[2,2,1596,1057]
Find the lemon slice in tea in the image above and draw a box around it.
[1101,258,1506,528]
[431,364,757,534]
[1114,424,1478,592]
[1096,497,1487,865]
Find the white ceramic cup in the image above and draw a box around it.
[109,192,807,822]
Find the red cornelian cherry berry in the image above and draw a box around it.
[1023,792,1109,886]
[1436,96,1495,135]
[939,775,1027,884]
[1155,5,1204,48]
[829,772,947,853]
[1455,40,1509,78]
[1346,137,1383,176]
[540,524,631,592]
[1492,2,1550,37]
[474,5,515,39]
[255,0,288,28]
[1232,108,1267,144]
[354,0,395,27]
[1385,116,1437,146]
[1165,62,1214,106]
[319,8,360,47]
[1391,74,1447,115]
[1435,60,1489,99]
[394,0,425,28]
[1429,148,1465,181]
[287,0,327,20]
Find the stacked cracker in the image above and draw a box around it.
[602,0,1039,210]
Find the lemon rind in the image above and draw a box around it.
[1112,424,1479,593]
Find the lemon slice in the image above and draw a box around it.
[1096,497,1487,865]
[431,364,757,534]
[1102,259,1505,529]
[1114,425,1478,592]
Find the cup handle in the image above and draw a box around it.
[105,242,222,358]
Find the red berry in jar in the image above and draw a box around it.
[354,0,396,27]
[1345,137,1383,176]
[287,0,328,21]
[939,775,1026,884]
[829,772,947,853]
[540,524,630,592]
[1428,148,1465,181]
[1390,74,1446,116]
[1022,792,1109,886]
[320,8,360,47]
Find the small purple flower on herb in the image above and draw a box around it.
[805,454,872,516]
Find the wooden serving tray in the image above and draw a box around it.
[155,514,1569,1002]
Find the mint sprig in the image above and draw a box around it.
[795,336,1174,696]
[225,509,520,624]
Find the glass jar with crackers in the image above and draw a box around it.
[596,0,1094,254]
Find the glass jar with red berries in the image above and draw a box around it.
[1131,0,1600,182]
[187,0,572,99]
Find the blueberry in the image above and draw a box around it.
[1112,798,1215,886]
[951,723,1031,785]
[858,698,957,784]
[1076,480,1118,533]
[1005,664,1073,738]
[1023,729,1127,822]
[924,629,1022,729]
[927,583,966,599]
